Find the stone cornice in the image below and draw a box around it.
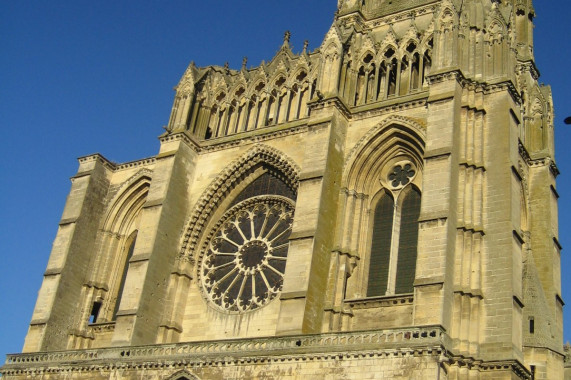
[114,157,156,171]
[445,357,532,380]
[201,123,309,154]
[91,121,312,171]
[77,153,115,170]
[365,2,438,26]
[518,140,560,177]
[350,93,428,121]
[76,153,156,173]
[159,131,201,154]
[515,60,540,80]
[1,327,534,378]
[2,327,447,376]
[427,69,522,106]
[309,96,352,120]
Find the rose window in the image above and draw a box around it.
[388,163,416,188]
[200,196,294,313]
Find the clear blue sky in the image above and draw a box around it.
[0,1,569,359]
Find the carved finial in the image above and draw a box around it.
[242,57,248,69]
[284,30,291,44]
[224,62,229,70]
[303,40,309,53]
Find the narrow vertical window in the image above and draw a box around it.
[387,58,398,96]
[395,188,421,294]
[529,318,535,334]
[366,64,376,103]
[422,49,432,87]
[367,193,394,297]
[113,231,137,320]
[411,53,420,90]
[377,62,387,100]
[355,66,366,106]
[89,301,102,324]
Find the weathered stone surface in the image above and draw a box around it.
[2,0,564,379]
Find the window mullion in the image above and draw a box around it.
[386,196,401,295]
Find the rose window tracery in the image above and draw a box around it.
[388,163,416,188]
[200,196,294,313]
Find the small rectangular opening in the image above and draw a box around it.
[530,364,536,380]
[529,318,535,334]
[89,301,102,324]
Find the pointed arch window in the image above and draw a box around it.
[367,163,421,297]
[113,230,137,319]
[367,192,394,297]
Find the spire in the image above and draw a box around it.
[282,30,291,49]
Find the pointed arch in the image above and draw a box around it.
[358,50,376,64]
[102,170,152,234]
[180,145,300,258]
[343,116,426,193]
[270,72,288,89]
[290,65,310,86]
[165,370,200,380]
[436,2,459,29]
[380,44,398,59]
[487,18,507,42]
[247,78,268,98]
[340,119,425,300]
[79,171,152,328]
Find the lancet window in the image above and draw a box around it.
[113,230,137,319]
[342,38,432,106]
[340,122,425,306]
[180,67,313,140]
[367,163,421,296]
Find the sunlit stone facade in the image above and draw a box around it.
[2,0,565,379]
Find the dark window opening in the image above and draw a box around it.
[530,365,536,380]
[529,318,535,334]
[230,172,296,207]
[367,193,394,297]
[395,188,421,294]
[387,58,398,96]
[113,232,137,320]
[89,301,102,324]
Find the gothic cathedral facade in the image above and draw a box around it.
[2,0,565,379]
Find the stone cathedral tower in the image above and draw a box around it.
[2,0,565,379]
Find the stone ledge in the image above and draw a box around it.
[2,326,447,371]
[345,294,414,309]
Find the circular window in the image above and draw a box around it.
[200,196,294,313]
[387,162,416,188]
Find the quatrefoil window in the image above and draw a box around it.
[200,196,294,313]
[388,163,416,188]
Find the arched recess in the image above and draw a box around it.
[339,117,425,301]
[70,171,151,348]
[157,145,300,343]
[165,370,200,380]
[435,5,459,68]
[93,172,151,322]
[180,145,300,258]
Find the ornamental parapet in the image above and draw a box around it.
[3,326,447,371]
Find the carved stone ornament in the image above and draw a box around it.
[199,196,294,313]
